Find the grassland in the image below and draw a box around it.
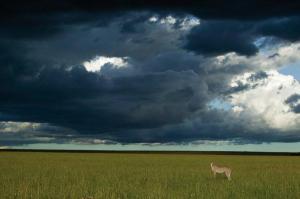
[0,151,299,199]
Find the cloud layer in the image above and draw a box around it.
[1,1,300,146]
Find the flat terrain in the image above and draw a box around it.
[0,152,299,199]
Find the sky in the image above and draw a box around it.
[1,1,300,151]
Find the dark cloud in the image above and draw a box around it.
[285,94,300,104]
[2,0,300,20]
[103,109,300,143]
[1,1,300,41]
[257,17,300,42]
[285,94,300,113]
[1,1,300,145]
[184,21,258,56]
[120,12,153,34]
[247,71,268,81]
[0,62,210,135]
[223,71,270,95]
[1,1,300,58]
[184,17,300,56]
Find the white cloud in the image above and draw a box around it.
[83,56,129,72]
[232,105,244,113]
[160,15,177,25]
[214,42,300,72]
[70,138,115,145]
[0,121,41,133]
[148,15,200,31]
[229,70,300,130]
[149,16,158,22]
[214,41,300,132]
[179,16,200,30]
[0,121,72,137]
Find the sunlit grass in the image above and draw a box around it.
[0,152,299,198]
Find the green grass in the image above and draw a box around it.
[0,152,299,199]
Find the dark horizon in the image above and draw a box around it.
[1,148,300,156]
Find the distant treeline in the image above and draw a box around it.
[0,149,299,156]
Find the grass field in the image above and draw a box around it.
[0,152,299,199]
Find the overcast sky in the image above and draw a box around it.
[1,1,300,151]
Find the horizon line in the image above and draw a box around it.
[1,149,299,156]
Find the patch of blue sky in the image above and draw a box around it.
[254,36,300,81]
[279,61,300,80]
[208,98,232,111]
[254,37,268,48]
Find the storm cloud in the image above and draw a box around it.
[1,0,300,146]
